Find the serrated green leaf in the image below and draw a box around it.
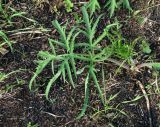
[105,0,131,17]
[70,57,77,78]
[67,27,76,42]
[123,0,132,10]
[48,38,66,48]
[45,69,62,99]
[77,73,90,119]
[38,51,55,59]
[61,63,66,82]
[70,31,81,52]
[90,68,104,104]
[65,61,75,88]
[74,42,90,48]
[106,0,118,17]
[29,58,52,90]
[87,0,100,16]
[91,14,103,40]
[81,6,91,34]
[52,20,67,42]
[93,30,107,46]
[48,39,56,55]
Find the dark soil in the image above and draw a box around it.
[0,0,160,127]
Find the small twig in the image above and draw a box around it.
[9,30,50,37]
[151,74,160,93]
[155,75,160,93]
[107,58,130,70]
[98,58,130,70]
[0,68,4,71]
[99,57,160,73]
[61,119,76,127]
[136,62,160,71]
[139,3,160,12]
[6,27,50,33]
[136,80,153,127]
[41,111,65,118]
[148,19,160,25]
[0,47,9,55]
[136,63,153,69]
[74,2,88,5]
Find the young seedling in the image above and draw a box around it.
[27,122,39,127]
[0,70,21,83]
[0,30,13,54]
[91,93,127,121]
[107,30,136,63]
[0,3,25,25]
[64,0,73,12]
[30,6,119,119]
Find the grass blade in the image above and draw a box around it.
[0,31,13,51]
[10,12,26,19]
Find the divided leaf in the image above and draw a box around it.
[45,69,62,99]
[65,60,76,88]
[105,0,132,17]
[77,73,90,119]
[29,54,54,90]
[90,68,104,104]
[105,0,118,17]
[87,0,100,16]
